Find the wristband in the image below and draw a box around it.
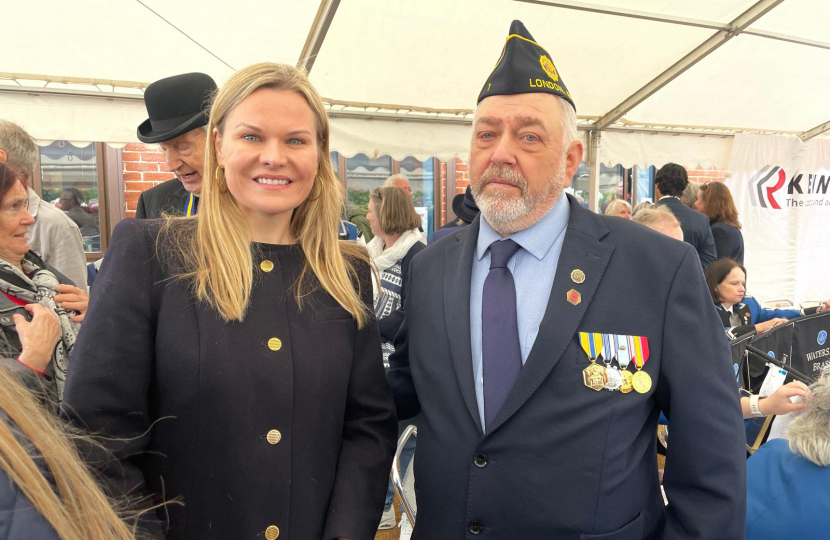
[749,394,765,417]
[16,357,46,375]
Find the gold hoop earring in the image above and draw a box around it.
[307,176,323,201]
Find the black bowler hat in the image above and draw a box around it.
[478,20,575,111]
[452,186,479,224]
[137,73,218,143]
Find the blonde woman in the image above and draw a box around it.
[0,365,137,540]
[603,198,631,219]
[63,63,397,540]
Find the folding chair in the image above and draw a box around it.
[391,424,417,526]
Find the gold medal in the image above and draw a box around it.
[583,360,608,392]
[631,370,652,394]
[620,370,634,394]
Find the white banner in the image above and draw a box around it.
[726,133,830,306]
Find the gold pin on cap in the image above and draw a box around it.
[571,269,585,284]
[567,289,581,306]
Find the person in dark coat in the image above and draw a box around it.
[655,163,717,268]
[63,63,397,540]
[431,186,479,243]
[134,73,217,219]
[387,20,746,539]
[694,181,745,263]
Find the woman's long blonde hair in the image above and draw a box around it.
[161,63,370,326]
[0,367,136,540]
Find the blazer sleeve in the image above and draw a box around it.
[377,242,424,343]
[698,225,718,269]
[655,246,747,539]
[60,219,164,538]
[711,226,731,262]
[324,263,397,540]
[135,191,148,219]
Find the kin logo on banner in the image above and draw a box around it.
[749,165,830,209]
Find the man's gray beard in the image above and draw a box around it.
[472,163,566,236]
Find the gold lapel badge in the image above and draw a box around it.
[570,269,585,284]
[567,289,581,306]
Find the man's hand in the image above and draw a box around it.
[54,283,90,323]
[755,318,788,333]
[14,303,61,372]
[759,381,809,416]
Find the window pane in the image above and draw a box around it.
[399,157,435,238]
[344,153,392,206]
[39,141,101,252]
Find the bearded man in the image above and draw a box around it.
[387,20,746,539]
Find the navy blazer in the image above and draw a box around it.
[717,296,815,339]
[388,195,746,540]
[658,197,717,268]
[711,220,744,264]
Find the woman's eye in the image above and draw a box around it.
[288,138,305,145]
[243,134,259,142]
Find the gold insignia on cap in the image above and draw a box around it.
[567,289,581,306]
[540,55,559,81]
[571,269,585,284]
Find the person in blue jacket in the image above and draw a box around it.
[705,258,828,339]
[746,371,830,539]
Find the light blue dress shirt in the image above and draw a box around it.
[470,193,570,430]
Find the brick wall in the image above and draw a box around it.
[122,143,170,217]
[686,166,728,183]
[439,158,471,226]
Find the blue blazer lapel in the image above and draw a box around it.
[444,217,483,433]
[487,196,615,433]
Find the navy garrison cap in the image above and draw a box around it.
[477,20,575,111]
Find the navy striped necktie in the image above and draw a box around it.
[482,239,522,429]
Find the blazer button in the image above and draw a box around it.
[468,520,483,534]
[266,430,282,445]
[473,453,487,468]
[268,337,282,351]
[265,525,280,539]
[260,260,274,272]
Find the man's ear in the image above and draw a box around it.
[562,140,584,188]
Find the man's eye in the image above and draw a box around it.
[523,134,537,142]
[479,132,493,140]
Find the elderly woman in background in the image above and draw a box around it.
[695,182,744,263]
[63,63,396,540]
[681,181,701,208]
[0,163,88,406]
[603,198,631,219]
[366,186,426,367]
[746,371,830,539]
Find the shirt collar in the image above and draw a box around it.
[476,193,570,261]
[27,187,41,219]
[658,195,680,202]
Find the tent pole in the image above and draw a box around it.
[800,121,830,142]
[587,130,601,213]
[298,0,342,73]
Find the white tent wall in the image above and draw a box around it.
[2,0,830,210]
[726,133,830,306]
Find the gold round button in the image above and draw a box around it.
[265,525,280,539]
[266,429,282,445]
[260,260,274,272]
[267,338,282,351]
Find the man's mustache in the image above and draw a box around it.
[478,166,527,190]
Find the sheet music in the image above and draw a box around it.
[767,395,806,441]
[759,366,787,397]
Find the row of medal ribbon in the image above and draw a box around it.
[579,332,651,394]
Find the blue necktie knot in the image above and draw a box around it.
[489,239,521,269]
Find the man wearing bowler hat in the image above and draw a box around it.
[387,20,745,539]
[135,73,217,219]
